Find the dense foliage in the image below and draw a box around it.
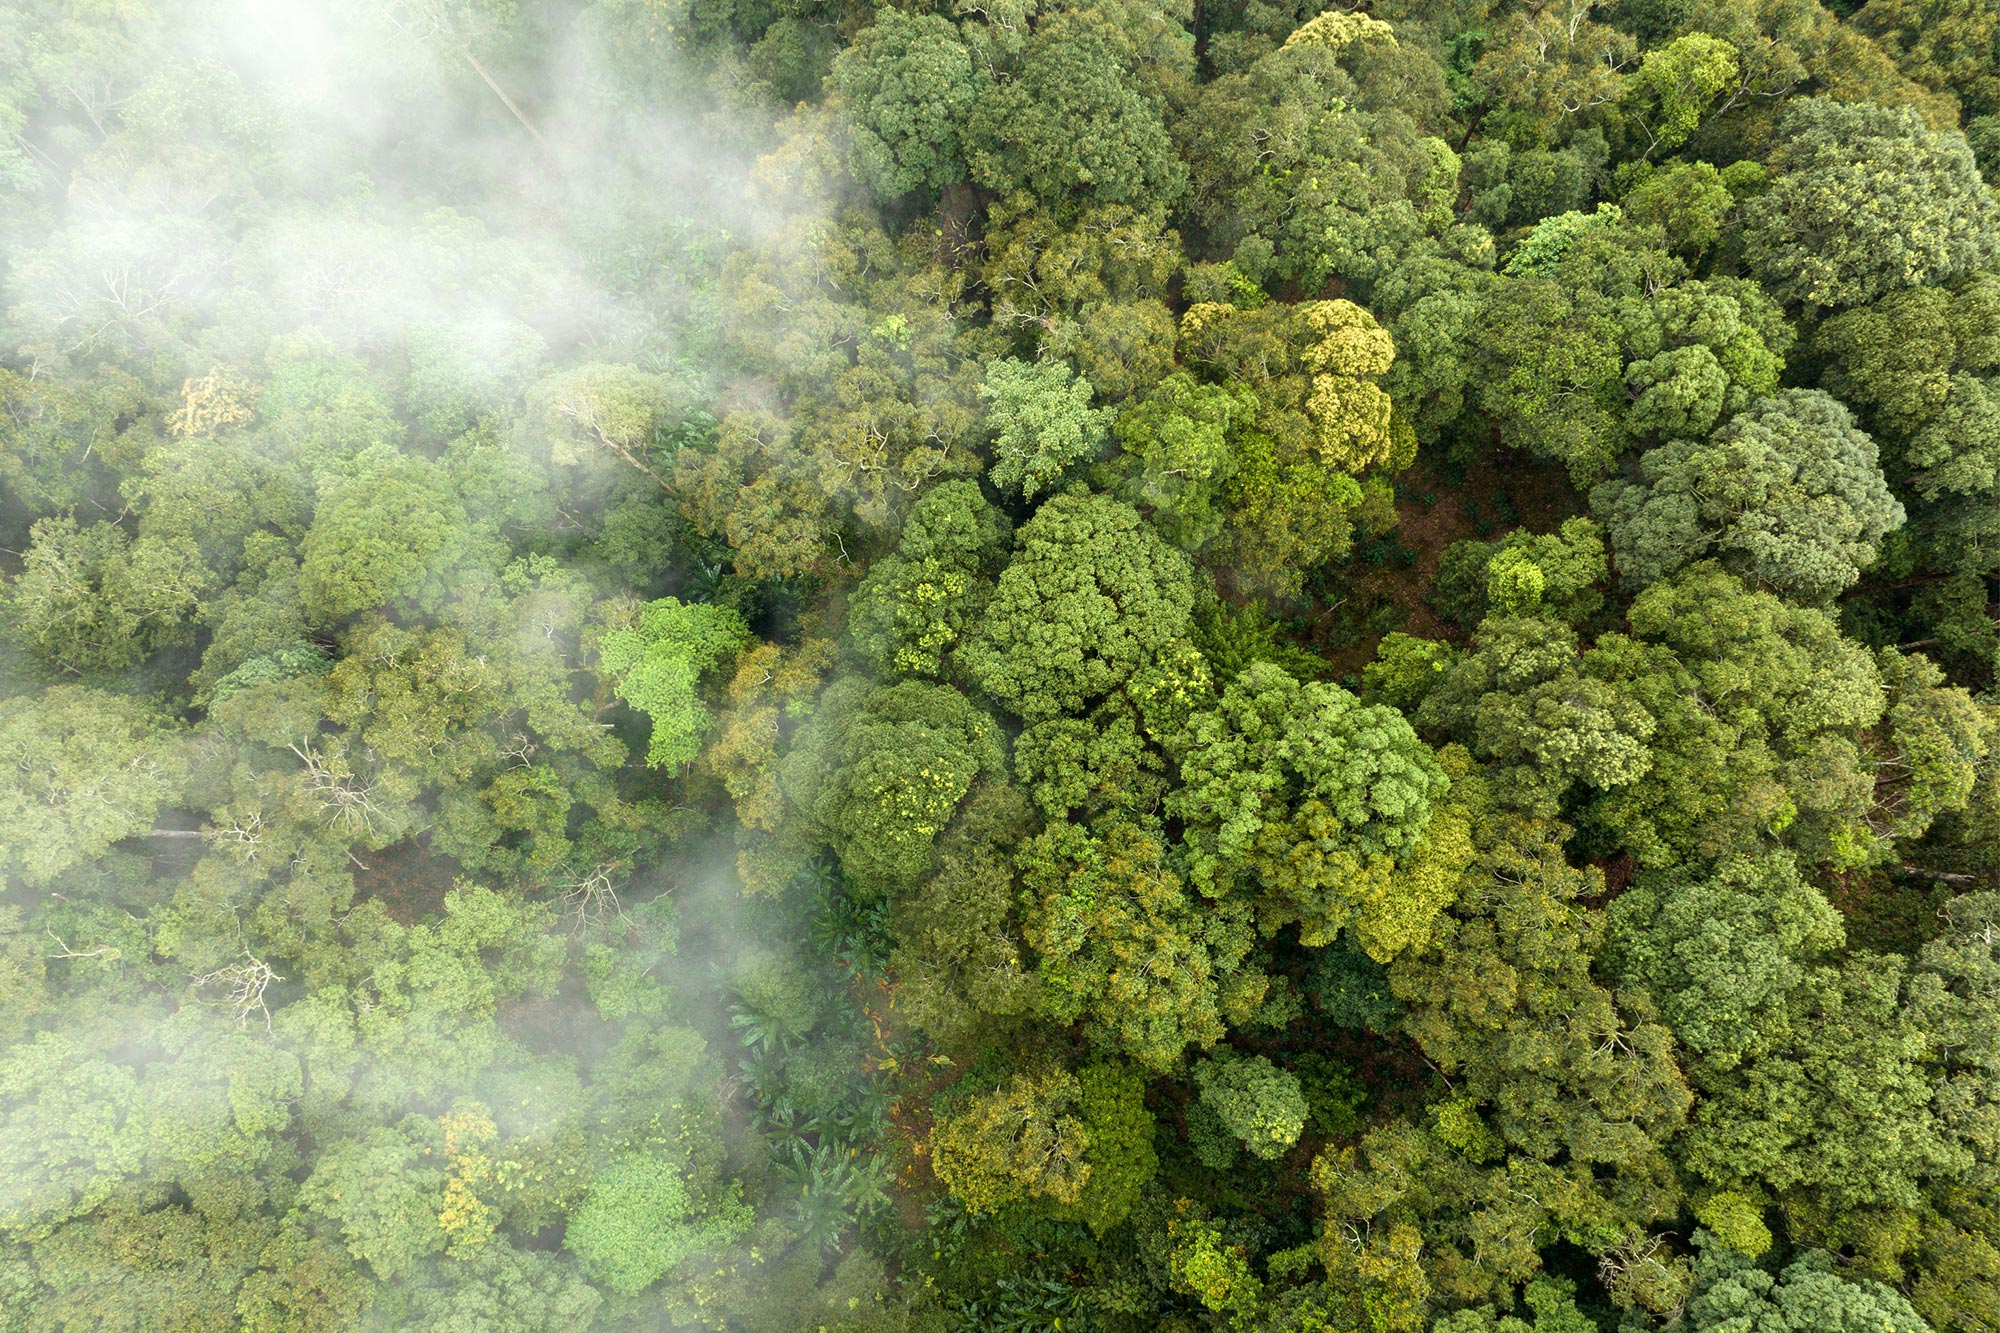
[4,0,2000,1330]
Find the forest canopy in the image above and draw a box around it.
[4,0,2000,1330]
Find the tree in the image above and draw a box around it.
[0,686,185,887]
[1628,33,1739,154]
[980,358,1113,501]
[1418,617,1657,819]
[302,887,565,1106]
[1470,0,1635,140]
[1390,815,1693,1181]
[1432,520,1610,628]
[1815,275,2000,506]
[846,480,1011,679]
[1742,98,2000,310]
[963,11,1186,210]
[297,1125,448,1281]
[1620,161,1741,261]
[1018,818,1248,1071]
[1870,649,1996,843]
[8,514,209,672]
[518,363,678,490]
[1179,299,1404,477]
[1164,298,1407,590]
[1595,390,1904,600]
[0,362,140,515]
[403,1244,602,1333]
[1013,702,1166,822]
[1475,280,1627,486]
[562,1152,752,1296]
[961,491,1195,722]
[1854,0,2000,120]
[1108,372,1258,550]
[0,1034,144,1237]
[888,784,1036,1045]
[1684,1239,1934,1333]
[1577,565,1884,867]
[930,1067,1091,1215]
[1193,1051,1308,1161]
[1170,662,1452,947]
[1602,851,1845,1069]
[1181,19,1448,290]
[1682,955,1963,1212]
[593,596,751,772]
[781,680,1007,898]
[1619,278,1792,447]
[827,10,980,199]
[1059,1063,1156,1235]
[1504,206,1628,278]
[236,1222,378,1333]
[298,448,475,623]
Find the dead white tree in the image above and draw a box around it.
[193,952,284,1032]
[556,862,626,931]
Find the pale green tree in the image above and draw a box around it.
[981,358,1113,501]
[593,597,751,772]
[1743,98,2000,309]
[1595,390,1904,600]
[0,686,185,887]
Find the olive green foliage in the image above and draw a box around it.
[1685,1241,1933,1333]
[963,11,1187,210]
[846,480,1011,678]
[1604,851,1846,1068]
[931,1067,1091,1215]
[1815,274,2000,513]
[1110,372,1259,549]
[782,678,1007,897]
[1019,818,1250,1071]
[827,11,979,198]
[1171,661,1451,948]
[563,1154,752,1295]
[1193,1051,1308,1160]
[1473,269,1793,486]
[1060,1062,1158,1235]
[1171,296,1407,591]
[1432,1277,1599,1333]
[0,687,185,886]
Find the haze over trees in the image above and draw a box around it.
[3,0,2000,1330]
